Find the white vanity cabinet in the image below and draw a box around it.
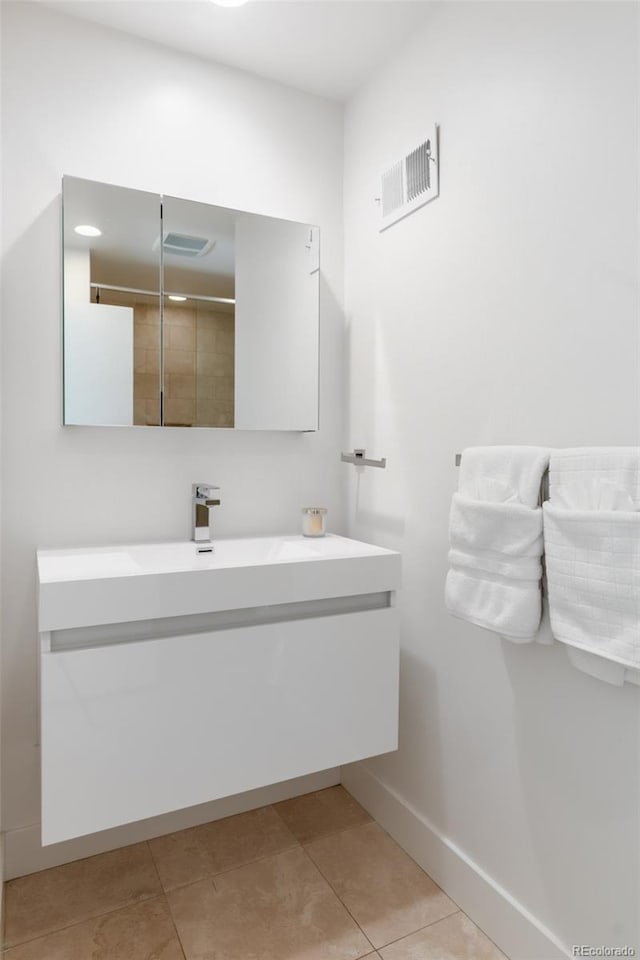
[37,535,400,844]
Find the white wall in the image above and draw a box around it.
[1,2,344,875]
[342,3,639,958]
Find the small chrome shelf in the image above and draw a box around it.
[341,448,387,469]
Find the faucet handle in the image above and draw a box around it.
[192,483,221,504]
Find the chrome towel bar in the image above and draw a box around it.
[341,448,387,469]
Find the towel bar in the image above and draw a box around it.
[341,448,387,469]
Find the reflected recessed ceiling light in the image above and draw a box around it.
[210,0,249,7]
[168,295,187,302]
[74,224,102,237]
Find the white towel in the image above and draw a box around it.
[544,447,640,675]
[548,447,640,506]
[445,446,549,641]
[458,445,551,509]
[543,500,640,671]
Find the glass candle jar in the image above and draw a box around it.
[302,507,327,537]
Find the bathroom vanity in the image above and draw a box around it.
[37,535,400,844]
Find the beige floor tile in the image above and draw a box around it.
[306,822,457,949]
[274,785,372,844]
[150,805,298,891]
[379,911,508,960]
[3,897,184,960]
[167,847,371,960]
[4,843,162,947]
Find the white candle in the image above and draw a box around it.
[302,507,327,537]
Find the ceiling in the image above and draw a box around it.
[38,0,432,101]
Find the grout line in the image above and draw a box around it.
[207,841,301,882]
[160,891,188,960]
[2,893,162,953]
[299,816,374,849]
[298,845,376,955]
[144,841,187,960]
[374,907,462,952]
[164,876,218,960]
[156,840,302,895]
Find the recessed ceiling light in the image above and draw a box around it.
[168,295,187,302]
[74,224,102,237]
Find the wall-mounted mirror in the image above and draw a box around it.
[62,177,320,430]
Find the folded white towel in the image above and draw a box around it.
[449,494,543,559]
[548,447,640,506]
[543,502,640,670]
[458,445,551,509]
[544,448,640,674]
[553,478,638,512]
[445,446,550,641]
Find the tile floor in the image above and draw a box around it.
[2,786,508,960]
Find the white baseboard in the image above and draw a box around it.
[341,762,571,960]
[4,768,339,880]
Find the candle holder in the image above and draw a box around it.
[302,507,327,538]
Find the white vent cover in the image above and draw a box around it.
[154,232,216,258]
[378,124,439,232]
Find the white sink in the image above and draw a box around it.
[37,534,400,631]
[37,533,400,845]
[38,533,393,580]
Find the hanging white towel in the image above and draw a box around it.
[543,448,640,675]
[445,446,549,642]
[457,445,550,509]
[548,447,640,506]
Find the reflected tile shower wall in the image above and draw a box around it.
[132,302,235,428]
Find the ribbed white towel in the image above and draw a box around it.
[548,447,640,506]
[544,448,640,672]
[445,447,549,641]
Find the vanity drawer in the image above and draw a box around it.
[40,606,398,844]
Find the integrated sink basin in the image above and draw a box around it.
[37,534,401,845]
[38,533,394,579]
[38,534,399,631]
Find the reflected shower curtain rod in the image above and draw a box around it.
[89,282,235,306]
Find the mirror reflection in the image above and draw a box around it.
[161,196,236,428]
[63,179,161,426]
[62,177,320,431]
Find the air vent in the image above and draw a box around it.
[378,124,439,232]
[154,232,216,258]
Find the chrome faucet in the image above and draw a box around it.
[192,483,221,548]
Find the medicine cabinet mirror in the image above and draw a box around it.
[62,176,320,430]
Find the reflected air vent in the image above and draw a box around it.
[378,124,439,232]
[154,233,216,257]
